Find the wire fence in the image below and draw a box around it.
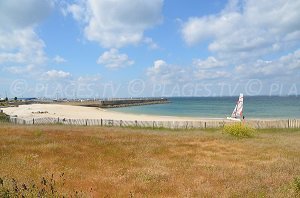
[1,117,300,129]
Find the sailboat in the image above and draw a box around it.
[227,93,244,121]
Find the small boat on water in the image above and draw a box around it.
[227,93,244,121]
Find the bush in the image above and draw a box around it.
[0,175,62,197]
[0,174,87,197]
[293,176,300,194]
[0,113,9,123]
[223,123,255,138]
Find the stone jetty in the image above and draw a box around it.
[65,98,170,108]
[99,98,169,108]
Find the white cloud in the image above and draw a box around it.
[194,70,230,80]
[147,59,231,84]
[53,55,67,64]
[0,0,53,74]
[66,3,86,22]
[97,49,134,69]
[147,60,178,84]
[193,56,225,69]
[235,49,300,78]
[143,37,159,50]
[0,28,47,66]
[0,0,54,30]
[146,60,186,84]
[181,0,300,60]
[4,64,36,74]
[67,0,163,48]
[77,74,101,83]
[43,70,71,79]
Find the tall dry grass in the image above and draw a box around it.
[0,124,300,197]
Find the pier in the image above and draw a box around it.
[64,98,170,108]
[99,98,169,108]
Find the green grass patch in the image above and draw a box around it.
[223,123,256,138]
[32,129,43,137]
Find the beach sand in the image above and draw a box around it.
[2,104,224,122]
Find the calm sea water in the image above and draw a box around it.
[110,96,300,118]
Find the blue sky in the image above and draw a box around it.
[0,0,300,98]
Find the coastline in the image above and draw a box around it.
[1,103,294,122]
[1,104,220,122]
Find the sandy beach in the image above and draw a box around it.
[1,104,224,122]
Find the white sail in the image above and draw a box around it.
[227,93,243,121]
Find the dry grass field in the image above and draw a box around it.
[0,124,300,197]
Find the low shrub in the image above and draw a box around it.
[0,174,87,197]
[0,175,61,197]
[223,123,255,137]
[0,113,9,123]
[293,176,300,194]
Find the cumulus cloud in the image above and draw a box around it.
[194,70,230,80]
[147,60,185,84]
[0,0,54,30]
[77,74,101,83]
[0,0,53,74]
[147,60,184,84]
[181,0,300,60]
[143,37,159,50]
[43,70,71,79]
[193,56,225,69]
[65,3,86,22]
[193,56,230,80]
[147,59,229,84]
[97,49,134,69]
[53,55,67,64]
[0,28,46,65]
[235,49,300,78]
[4,64,36,74]
[66,0,163,48]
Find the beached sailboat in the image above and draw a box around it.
[227,93,243,121]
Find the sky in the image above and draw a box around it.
[0,0,300,98]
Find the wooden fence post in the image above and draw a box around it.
[120,120,122,127]
[135,120,138,127]
[86,119,88,126]
[101,119,103,126]
[204,122,206,129]
[288,119,290,128]
[33,118,34,125]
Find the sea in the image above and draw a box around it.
[110,96,300,119]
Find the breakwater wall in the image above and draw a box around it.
[65,98,170,108]
[4,117,300,129]
[99,98,169,108]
